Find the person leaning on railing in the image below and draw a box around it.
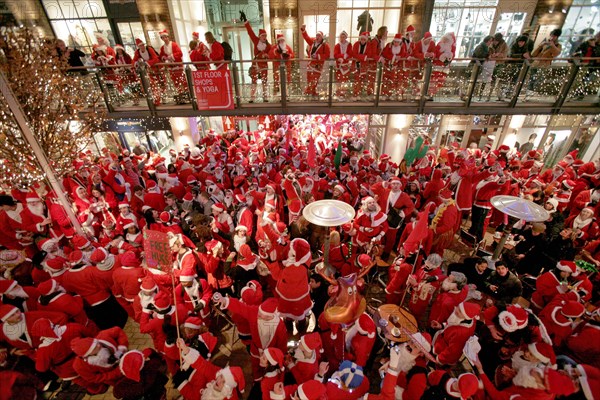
[243,17,272,102]
[528,28,562,92]
[269,34,294,96]
[570,32,600,99]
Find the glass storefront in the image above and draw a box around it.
[559,0,600,57]
[431,0,497,58]
[43,0,112,52]
[336,0,402,43]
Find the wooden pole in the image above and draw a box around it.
[399,242,422,309]
[171,272,183,366]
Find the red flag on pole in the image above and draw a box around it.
[403,203,432,255]
[307,135,317,169]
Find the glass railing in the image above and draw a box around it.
[67,57,600,113]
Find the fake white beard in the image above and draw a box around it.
[396,343,418,373]
[441,280,457,292]
[139,291,155,310]
[257,41,267,52]
[233,235,248,252]
[183,280,200,303]
[511,350,536,372]
[86,347,115,368]
[6,203,23,223]
[201,380,234,400]
[293,346,316,363]
[28,203,46,217]
[392,45,401,55]
[446,310,463,326]
[512,366,545,389]
[3,318,27,341]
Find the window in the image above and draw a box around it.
[431,0,497,58]
[116,22,145,56]
[559,0,600,57]
[43,0,112,53]
[336,0,403,44]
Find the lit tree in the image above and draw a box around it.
[0,28,104,188]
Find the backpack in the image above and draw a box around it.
[222,41,233,60]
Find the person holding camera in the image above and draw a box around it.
[527,29,562,94]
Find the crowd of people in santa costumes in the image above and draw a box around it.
[1,112,600,399]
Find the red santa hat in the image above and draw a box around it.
[355,313,376,338]
[264,347,285,370]
[562,179,576,189]
[576,364,600,400]
[573,159,585,168]
[119,350,145,383]
[356,254,372,269]
[406,25,415,33]
[198,332,218,358]
[423,32,433,39]
[135,38,144,46]
[139,275,158,292]
[546,368,577,397]
[258,29,267,36]
[211,202,226,212]
[37,278,60,296]
[411,332,432,353]
[359,31,370,38]
[90,247,108,265]
[72,235,91,249]
[276,33,285,42]
[185,175,197,185]
[333,184,346,194]
[121,251,141,268]
[71,337,97,357]
[454,373,480,400]
[557,260,577,274]
[458,302,481,320]
[192,31,200,39]
[286,238,312,267]
[205,239,222,253]
[183,316,203,330]
[288,199,303,214]
[316,31,324,38]
[118,201,129,209]
[237,244,257,267]
[31,318,58,339]
[498,144,510,153]
[101,219,115,229]
[0,279,18,294]
[393,33,402,41]
[265,199,276,210]
[240,280,263,305]
[297,380,327,400]
[159,29,169,37]
[561,300,585,318]
[220,366,245,392]
[258,297,279,318]
[159,211,171,223]
[439,188,453,200]
[300,332,323,353]
[146,180,157,190]
[25,191,40,203]
[498,305,529,332]
[179,267,197,282]
[153,290,171,311]
[122,219,137,230]
[68,250,84,266]
[528,342,556,365]
[0,304,19,322]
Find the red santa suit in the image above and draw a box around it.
[566,319,600,368]
[334,37,354,90]
[174,275,213,319]
[538,294,583,347]
[220,297,288,380]
[407,265,445,319]
[432,309,478,365]
[32,321,87,383]
[430,197,459,255]
[353,33,379,96]
[380,36,407,97]
[344,313,376,367]
[353,206,389,247]
[428,286,469,326]
[47,199,76,238]
[301,28,330,96]
[0,309,68,359]
[430,33,456,96]
[275,239,313,320]
[530,271,563,311]
[269,38,294,93]
[385,261,413,305]
[71,327,129,393]
[244,21,271,84]
[177,347,237,400]
[37,279,96,332]
[0,205,25,250]
[159,36,186,93]
[372,181,415,255]
[111,252,145,318]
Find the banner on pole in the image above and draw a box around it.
[143,229,172,272]
[192,69,234,110]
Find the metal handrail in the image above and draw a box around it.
[66,56,600,71]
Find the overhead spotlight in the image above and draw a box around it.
[410,5,415,14]
[562,7,567,13]
[549,5,555,13]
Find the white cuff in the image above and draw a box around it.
[270,390,286,400]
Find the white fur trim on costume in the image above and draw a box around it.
[577,365,594,400]
[119,350,145,377]
[220,367,236,388]
[527,343,550,364]
[498,310,518,332]
[356,319,376,339]
[550,307,572,327]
